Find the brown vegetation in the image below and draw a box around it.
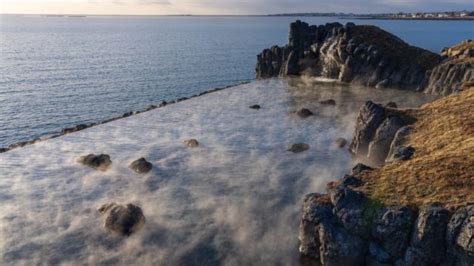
[357,88,474,210]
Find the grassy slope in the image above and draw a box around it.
[357,88,474,210]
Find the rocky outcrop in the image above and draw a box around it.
[349,101,415,166]
[299,177,474,265]
[424,40,474,95]
[257,21,441,91]
[257,21,473,95]
[98,203,145,236]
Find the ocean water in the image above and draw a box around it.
[0,15,473,147]
[0,79,435,264]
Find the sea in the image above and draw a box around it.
[0,15,473,147]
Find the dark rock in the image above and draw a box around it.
[122,111,133,118]
[296,108,314,118]
[386,126,411,162]
[78,154,112,171]
[98,203,145,236]
[61,124,89,134]
[402,204,450,265]
[351,163,373,175]
[319,221,368,266]
[145,105,157,111]
[372,206,416,260]
[249,104,261,110]
[445,205,474,265]
[368,116,406,165]
[129,158,153,174]
[183,139,199,148]
[288,143,310,153]
[0,147,9,153]
[391,146,415,161]
[299,193,334,259]
[320,99,336,105]
[368,242,392,264]
[341,175,363,187]
[385,102,398,108]
[333,138,347,148]
[350,101,386,156]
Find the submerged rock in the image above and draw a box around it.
[333,138,347,148]
[249,104,261,110]
[129,158,153,174]
[78,154,112,171]
[98,203,145,236]
[183,139,199,148]
[288,143,310,153]
[296,108,314,118]
[320,99,336,105]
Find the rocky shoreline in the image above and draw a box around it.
[0,81,249,154]
[256,21,472,95]
[255,21,473,265]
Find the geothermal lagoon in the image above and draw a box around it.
[0,79,435,264]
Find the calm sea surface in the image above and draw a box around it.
[0,15,473,147]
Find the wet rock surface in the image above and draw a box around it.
[288,143,310,153]
[78,154,112,171]
[98,203,145,236]
[183,139,199,148]
[129,158,153,174]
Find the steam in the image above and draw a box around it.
[0,79,435,264]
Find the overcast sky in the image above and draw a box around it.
[2,0,473,15]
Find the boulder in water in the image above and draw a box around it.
[98,203,145,236]
[333,138,347,148]
[78,154,112,171]
[297,108,314,118]
[129,158,153,174]
[288,143,310,153]
[249,104,261,110]
[183,139,199,148]
[320,99,336,105]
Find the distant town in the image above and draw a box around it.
[268,11,474,20]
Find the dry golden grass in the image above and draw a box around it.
[357,88,474,210]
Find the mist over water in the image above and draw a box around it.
[0,79,436,265]
[1,15,473,147]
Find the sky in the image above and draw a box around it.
[1,0,473,15]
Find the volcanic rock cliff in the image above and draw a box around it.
[298,88,474,265]
[256,21,473,95]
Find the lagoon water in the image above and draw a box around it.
[0,79,435,264]
[0,15,473,147]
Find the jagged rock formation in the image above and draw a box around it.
[424,40,474,95]
[257,21,473,95]
[299,177,474,265]
[256,20,441,91]
[349,101,413,166]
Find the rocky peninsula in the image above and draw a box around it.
[256,21,473,265]
[256,20,472,95]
